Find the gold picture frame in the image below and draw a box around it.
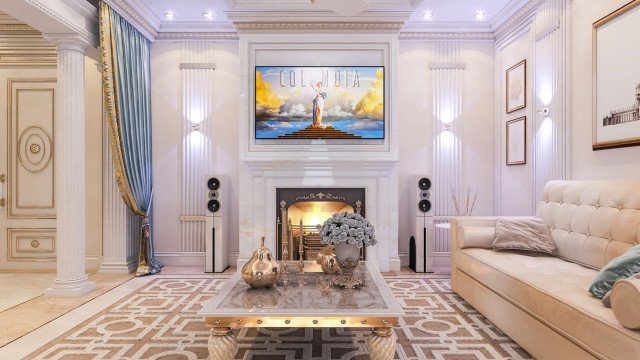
[593,0,640,150]
[506,116,526,166]
[506,60,526,114]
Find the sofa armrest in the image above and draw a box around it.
[611,278,640,329]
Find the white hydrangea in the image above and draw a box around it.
[320,211,377,248]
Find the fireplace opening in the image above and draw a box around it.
[276,188,366,261]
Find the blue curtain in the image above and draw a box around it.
[99,1,160,275]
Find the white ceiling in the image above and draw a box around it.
[125,0,528,32]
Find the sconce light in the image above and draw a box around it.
[192,123,201,131]
[537,107,550,116]
[443,122,452,131]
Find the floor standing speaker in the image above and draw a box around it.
[409,176,434,273]
[205,176,229,273]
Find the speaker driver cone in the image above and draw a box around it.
[207,177,220,191]
[418,199,431,213]
[418,177,431,190]
[207,199,220,213]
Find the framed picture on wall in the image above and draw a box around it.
[506,117,526,165]
[593,0,640,150]
[506,60,526,113]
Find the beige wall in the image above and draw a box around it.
[151,41,240,262]
[84,57,103,270]
[570,0,640,180]
[398,41,496,257]
[496,28,534,215]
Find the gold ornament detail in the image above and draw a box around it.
[31,239,40,248]
[241,237,281,288]
[29,143,41,154]
[316,245,341,274]
[332,258,363,289]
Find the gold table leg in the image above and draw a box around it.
[367,327,396,360]
[208,327,237,360]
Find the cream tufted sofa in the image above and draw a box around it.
[451,181,640,360]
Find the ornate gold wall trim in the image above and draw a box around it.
[7,228,56,262]
[0,24,38,33]
[156,32,240,41]
[234,22,404,31]
[399,32,495,40]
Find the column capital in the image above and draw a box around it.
[43,33,91,52]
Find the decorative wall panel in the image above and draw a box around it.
[431,42,464,258]
[180,42,215,254]
[7,228,56,261]
[7,79,56,219]
[532,0,567,208]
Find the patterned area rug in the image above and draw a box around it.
[27,275,532,359]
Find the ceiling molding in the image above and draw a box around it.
[0,33,56,66]
[0,24,38,32]
[492,0,544,39]
[20,0,98,47]
[156,32,240,41]
[104,0,158,40]
[399,32,495,41]
[234,22,404,31]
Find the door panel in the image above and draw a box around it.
[1,79,57,271]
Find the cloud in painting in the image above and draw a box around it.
[347,121,383,130]
[354,68,384,120]
[256,71,283,114]
[279,103,310,118]
[324,105,352,118]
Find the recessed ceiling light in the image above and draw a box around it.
[164,11,175,20]
[203,11,214,20]
[422,10,434,21]
[474,10,486,20]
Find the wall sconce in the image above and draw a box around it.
[537,107,550,116]
[192,123,201,131]
[443,122,452,131]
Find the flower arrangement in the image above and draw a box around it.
[320,212,376,248]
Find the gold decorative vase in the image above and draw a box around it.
[241,237,281,289]
[316,245,341,274]
[332,241,363,289]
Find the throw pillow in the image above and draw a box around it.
[589,243,640,299]
[602,272,640,307]
[492,218,556,254]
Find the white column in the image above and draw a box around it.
[45,37,96,297]
[99,115,140,274]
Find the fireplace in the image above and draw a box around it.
[275,188,366,261]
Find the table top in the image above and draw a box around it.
[200,260,404,329]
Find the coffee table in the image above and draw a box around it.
[200,260,405,360]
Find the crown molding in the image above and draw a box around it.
[234,22,404,31]
[0,24,38,32]
[0,32,56,66]
[399,32,495,41]
[104,0,158,41]
[18,0,98,47]
[493,0,544,39]
[156,32,240,41]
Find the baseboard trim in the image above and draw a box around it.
[155,252,205,267]
[398,251,409,267]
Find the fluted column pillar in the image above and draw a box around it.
[45,37,96,297]
[99,115,139,274]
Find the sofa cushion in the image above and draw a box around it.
[493,218,556,254]
[589,243,640,299]
[611,278,640,329]
[536,181,640,270]
[457,226,495,249]
[458,248,640,360]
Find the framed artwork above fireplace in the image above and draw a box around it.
[255,66,385,140]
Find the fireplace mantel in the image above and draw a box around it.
[238,158,400,272]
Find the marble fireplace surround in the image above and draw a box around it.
[238,160,400,272]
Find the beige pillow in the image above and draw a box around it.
[457,226,495,249]
[493,218,556,254]
[611,277,640,329]
[603,272,640,308]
